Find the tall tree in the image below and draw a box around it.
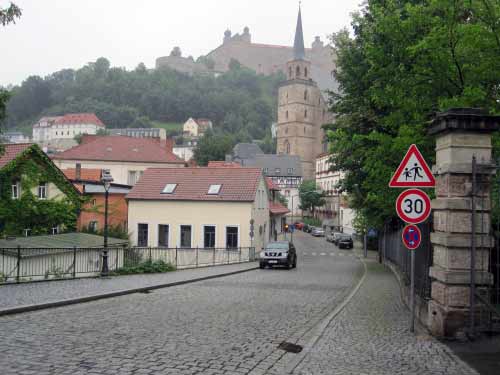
[0,2,21,139]
[327,0,500,229]
[299,180,326,218]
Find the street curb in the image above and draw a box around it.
[282,255,368,374]
[0,265,259,317]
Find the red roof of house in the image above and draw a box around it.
[62,168,102,181]
[127,167,263,202]
[269,201,290,215]
[52,136,184,164]
[54,113,105,127]
[207,161,242,168]
[266,177,279,191]
[0,143,33,168]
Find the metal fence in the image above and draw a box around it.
[379,219,433,300]
[0,246,256,284]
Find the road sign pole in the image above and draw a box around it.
[410,249,415,333]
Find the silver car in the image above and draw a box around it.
[311,227,325,237]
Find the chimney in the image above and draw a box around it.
[75,163,81,181]
[161,138,174,153]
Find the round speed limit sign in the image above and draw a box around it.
[396,189,431,224]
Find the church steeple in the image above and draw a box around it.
[293,5,305,60]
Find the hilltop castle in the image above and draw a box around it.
[155,17,336,91]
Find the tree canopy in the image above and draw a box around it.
[5,57,284,142]
[326,0,500,230]
[299,180,326,217]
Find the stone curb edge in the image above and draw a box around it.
[282,254,368,374]
[0,266,259,317]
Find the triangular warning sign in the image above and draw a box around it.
[389,144,435,187]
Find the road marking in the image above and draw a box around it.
[320,253,326,256]
[311,252,317,256]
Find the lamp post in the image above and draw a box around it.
[100,169,113,276]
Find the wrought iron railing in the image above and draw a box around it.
[0,246,256,284]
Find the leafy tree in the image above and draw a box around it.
[298,180,325,218]
[0,1,21,144]
[326,0,500,229]
[193,131,234,166]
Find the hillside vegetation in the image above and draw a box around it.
[4,58,284,142]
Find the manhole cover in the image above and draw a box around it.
[278,341,303,353]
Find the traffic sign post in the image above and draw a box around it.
[389,144,435,333]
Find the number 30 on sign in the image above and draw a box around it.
[396,189,431,224]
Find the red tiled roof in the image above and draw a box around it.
[266,177,279,191]
[269,201,290,215]
[208,161,242,168]
[52,136,184,164]
[62,168,102,181]
[0,143,33,168]
[127,167,263,202]
[54,113,105,127]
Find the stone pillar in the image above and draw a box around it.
[427,108,500,338]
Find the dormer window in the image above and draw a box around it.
[11,181,20,199]
[207,184,222,195]
[162,183,177,194]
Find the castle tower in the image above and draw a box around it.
[276,6,329,180]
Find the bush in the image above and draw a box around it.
[302,217,322,227]
[111,260,175,275]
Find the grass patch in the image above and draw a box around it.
[111,260,176,275]
[151,121,183,132]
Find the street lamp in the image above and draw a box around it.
[101,169,113,276]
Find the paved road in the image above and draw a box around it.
[0,262,258,311]
[0,232,363,375]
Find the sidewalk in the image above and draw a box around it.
[282,258,477,375]
[0,262,258,315]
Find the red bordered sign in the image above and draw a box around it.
[389,144,435,188]
[402,225,422,250]
[396,189,431,224]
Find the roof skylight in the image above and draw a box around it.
[162,183,177,194]
[207,184,222,195]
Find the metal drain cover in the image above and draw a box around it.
[278,341,303,353]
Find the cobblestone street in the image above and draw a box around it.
[0,232,478,374]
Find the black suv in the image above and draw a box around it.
[259,241,297,269]
[338,234,354,249]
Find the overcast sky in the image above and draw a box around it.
[1,0,362,87]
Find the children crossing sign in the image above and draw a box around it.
[389,144,435,188]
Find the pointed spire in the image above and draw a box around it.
[293,4,305,60]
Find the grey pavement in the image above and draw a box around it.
[283,258,478,375]
[0,262,257,311]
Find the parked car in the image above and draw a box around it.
[259,241,297,269]
[338,234,354,249]
[294,222,304,230]
[304,225,313,233]
[311,227,325,237]
[326,231,339,243]
[332,232,343,245]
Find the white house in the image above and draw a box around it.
[182,118,213,137]
[33,113,105,143]
[126,167,270,253]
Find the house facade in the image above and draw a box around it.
[0,143,81,235]
[315,153,355,234]
[32,113,105,143]
[62,167,131,233]
[52,135,184,186]
[127,168,270,251]
[183,118,213,137]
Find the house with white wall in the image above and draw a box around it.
[52,135,185,186]
[33,113,105,143]
[126,167,270,251]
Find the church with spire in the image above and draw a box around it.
[276,6,334,180]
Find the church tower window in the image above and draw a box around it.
[285,127,288,134]
[288,66,292,79]
[286,111,289,120]
[304,109,308,118]
[304,127,306,134]
[296,66,300,77]
[304,90,308,101]
[284,140,291,154]
[305,67,308,78]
